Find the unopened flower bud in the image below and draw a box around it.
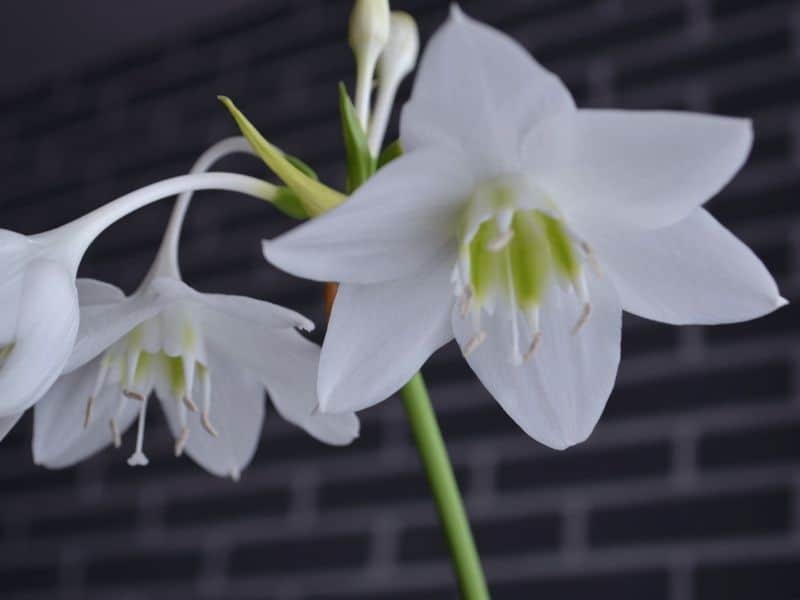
[349,0,391,129]
[367,11,420,155]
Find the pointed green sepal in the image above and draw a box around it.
[377,139,403,169]
[338,82,375,192]
[219,96,345,216]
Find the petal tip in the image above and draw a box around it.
[777,296,789,309]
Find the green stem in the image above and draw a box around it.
[400,373,491,599]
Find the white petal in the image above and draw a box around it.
[152,277,314,332]
[33,358,138,468]
[65,288,168,373]
[0,411,23,443]
[0,260,79,417]
[318,252,455,413]
[536,110,752,230]
[76,278,125,305]
[452,272,622,450]
[263,146,471,284]
[259,330,359,446]
[401,6,574,176]
[587,208,785,325]
[160,348,264,479]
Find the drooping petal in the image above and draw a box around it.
[247,329,357,445]
[318,252,455,414]
[533,109,752,230]
[452,271,622,450]
[65,288,169,373]
[159,348,264,479]
[263,145,471,284]
[401,6,574,175]
[33,357,138,468]
[152,277,314,332]
[585,208,785,325]
[0,411,23,443]
[0,260,79,417]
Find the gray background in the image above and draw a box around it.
[0,0,798,598]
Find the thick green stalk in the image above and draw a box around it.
[400,373,491,599]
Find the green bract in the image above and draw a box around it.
[219,96,346,216]
[339,83,376,192]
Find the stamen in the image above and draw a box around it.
[174,426,189,457]
[86,356,111,428]
[127,397,150,467]
[200,368,219,438]
[487,229,513,252]
[503,249,523,365]
[182,395,198,412]
[110,392,129,448]
[123,389,144,401]
[464,330,487,357]
[84,396,95,429]
[202,412,219,438]
[572,303,592,335]
[524,332,543,361]
[459,285,473,317]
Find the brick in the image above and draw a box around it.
[399,513,561,562]
[604,360,790,420]
[319,467,471,511]
[694,556,800,599]
[497,441,672,492]
[30,506,138,539]
[494,569,669,600]
[85,549,203,586]
[698,422,800,468]
[230,533,370,576]
[0,563,59,594]
[165,485,291,528]
[589,487,791,546]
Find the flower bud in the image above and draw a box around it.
[367,11,419,155]
[349,0,391,55]
[349,0,391,129]
[378,12,419,87]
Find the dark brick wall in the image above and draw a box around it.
[0,1,798,598]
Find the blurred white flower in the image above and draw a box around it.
[263,7,786,450]
[0,172,274,428]
[349,0,391,128]
[33,139,359,479]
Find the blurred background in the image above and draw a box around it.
[0,0,798,598]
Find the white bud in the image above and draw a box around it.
[349,0,391,129]
[367,11,420,155]
[378,12,419,86]
[349,0,391,54]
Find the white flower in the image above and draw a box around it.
[0,172,277,437]
[263,7,786,450]
[33,138,359,478]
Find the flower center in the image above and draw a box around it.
[453,176,599,364]
[83,313,218,466]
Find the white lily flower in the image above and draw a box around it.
[33,138,359,478]
[0,171,275,429]
[263,7,786,450]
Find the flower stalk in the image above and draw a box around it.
[400,374,490,599]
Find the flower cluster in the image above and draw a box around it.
[0,1,785,483]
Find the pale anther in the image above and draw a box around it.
[182,395,198,412]
[174,426,189,457]
[523,332,543,361]
[464,330,487,357]
[110,419,122,448]
[84,396,95,429]
[572,302,592,335]
[202,412,219,437]
[123,389,144,401]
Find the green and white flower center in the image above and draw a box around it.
[84,309,218,467]
[453,175,599,363]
